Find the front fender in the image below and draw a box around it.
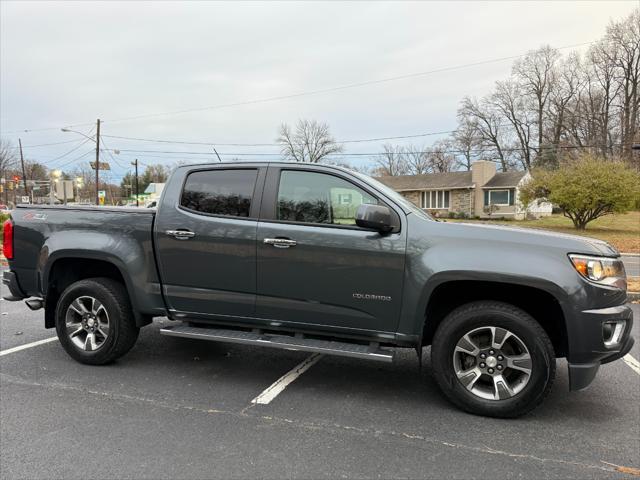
[397,232,578,338]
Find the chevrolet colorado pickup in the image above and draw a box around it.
[2,162,634,417]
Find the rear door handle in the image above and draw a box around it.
[264,238,297,248]
[166,229,196,240]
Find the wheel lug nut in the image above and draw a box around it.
[479,362,486,368]
[497,365,503,370]
[480,353,486,359]
[488,368,494,374]
[489,350,495,355]
[497,355,503,361]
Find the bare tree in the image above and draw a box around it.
[404,145,431,175]
[375,144,409,176]
[513,46,560,154]
[277,119,343,163]
[453,119,482,170]
[426,139,457,173]
[459,96,509,171]
[491,80,535,170]
[0,139,17,180]
[606,10,640,160]
[23,161,48,181]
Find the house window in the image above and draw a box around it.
[337,193,353,205]
[484,189,515,206]
[421,190,450,209]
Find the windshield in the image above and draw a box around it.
[352,171,434,221]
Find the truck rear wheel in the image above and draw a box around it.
[55,278,139,365]
[431,301,555,418]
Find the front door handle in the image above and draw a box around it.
[264,238,297,248]
[166,229,196,240]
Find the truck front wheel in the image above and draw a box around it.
[55,278,139,365]
[431,301,555,418]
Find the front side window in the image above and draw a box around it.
[180,169,257,217]
[277,170,378,226]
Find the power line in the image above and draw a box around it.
[99,137,128,171]
[3,41,594,133]
[6,138,84,149]
[104,142,630,158]
[101,128,462,147]
[55,149,95,170]
[47,137,94,164]
[102,42,594,125]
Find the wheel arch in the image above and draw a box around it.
[43,254,152,328]
[421,277,569,358]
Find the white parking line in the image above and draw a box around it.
[623,354,640,375]
[251,353,323,405]
[0,337,58,357]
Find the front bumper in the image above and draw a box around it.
[2,270,27,301]
[567,303,634,391]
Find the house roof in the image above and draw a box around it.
[376,171,473,191]
[482,171,526,188]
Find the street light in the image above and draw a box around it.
[60,128,96,142]
[62,120,101,205]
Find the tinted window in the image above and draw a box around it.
[277,170,378,226]
[181,169,257,217]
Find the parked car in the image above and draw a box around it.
[0,204,11,214]
[2,162,634,417]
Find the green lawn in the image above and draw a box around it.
[444,211,640,253]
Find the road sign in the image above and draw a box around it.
[90,162,111,171]
[98,190,106,206]
[21,196,30,203]
[55,180,74,200]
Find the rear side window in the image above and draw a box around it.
[180,169,258,217]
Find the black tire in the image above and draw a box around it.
[431,301,555,418]
[55,277,139,365]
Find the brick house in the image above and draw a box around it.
[377,160,551,219]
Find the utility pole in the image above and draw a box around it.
[18,138,29,198]
[132,158,140,207]
[95,118,101,205]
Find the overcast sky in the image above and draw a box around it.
[0,1,637,180]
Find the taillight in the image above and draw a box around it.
[3,220,13,260]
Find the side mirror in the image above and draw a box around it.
[355,204,394,233]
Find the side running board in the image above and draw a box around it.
[160,324,394,363]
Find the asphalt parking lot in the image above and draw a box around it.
[1,284,639,479]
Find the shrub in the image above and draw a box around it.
[520,155,640,229]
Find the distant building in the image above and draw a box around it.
[143,183,165,207]
[376,161,552,219]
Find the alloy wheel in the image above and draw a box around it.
[65,296,110,351]
[453,326,532,401]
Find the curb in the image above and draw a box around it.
[620,253,639,256]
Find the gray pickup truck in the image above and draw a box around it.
[3,162,634,417]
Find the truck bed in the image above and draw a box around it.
[7,204,165,320]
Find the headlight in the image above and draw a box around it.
[569,254,626,289]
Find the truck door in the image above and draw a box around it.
[154,166,265,318]
[256,166,406,333]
